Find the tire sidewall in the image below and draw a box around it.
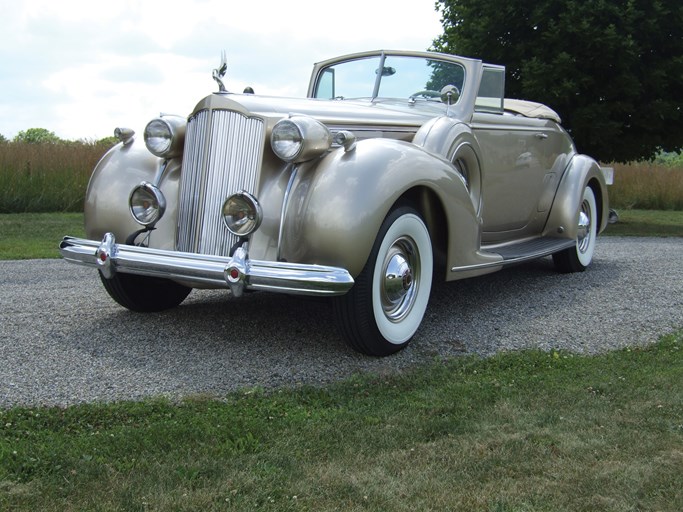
[576,186,597,267]
[370,209,433,345]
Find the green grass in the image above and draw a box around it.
[1,332,681,511]
[0,213,84,260]
[603,209,683,237]
[0,209,680,261]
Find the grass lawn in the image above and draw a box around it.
[0,212,84,260]
[1,332,681,511]
[604,209,683,237]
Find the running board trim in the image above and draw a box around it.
[451,237,575,273]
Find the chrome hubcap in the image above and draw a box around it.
[577,199,592,253]
[381,237,420,322]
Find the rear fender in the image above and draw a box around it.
[544,154,609,239]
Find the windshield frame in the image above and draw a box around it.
[308,50,488,121]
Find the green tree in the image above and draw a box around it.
[0,133,7,144]
[433,0,683,162]
[13,128,62,144]
[96,135,119,147]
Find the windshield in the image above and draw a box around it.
[313,54,465,102]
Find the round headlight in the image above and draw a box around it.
[129,182,166,226]
[222,192,262,237]
[271,116,332,163]
[144,116,186,158]
[271,119,303,162]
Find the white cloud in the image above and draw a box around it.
[0,0,442,140]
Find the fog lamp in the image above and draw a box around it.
[222,191,262,236]
[129,182,166,226]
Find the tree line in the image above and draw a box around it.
[433,0,683,163]
[0,128,116,147]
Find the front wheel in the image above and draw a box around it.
[333,206,433,356]
[99,272,192,312]
[553,185,598,273]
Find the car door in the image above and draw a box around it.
[468,66,570,239]
[473,112,563,234]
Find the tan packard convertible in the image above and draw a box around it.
[60,50,611,356]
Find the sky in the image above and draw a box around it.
[0,0,443,141]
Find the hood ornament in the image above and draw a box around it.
[212,50,228,93]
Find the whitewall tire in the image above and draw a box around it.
[334,206,433,356]
[553,185,598,273]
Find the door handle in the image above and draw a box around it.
[534,133,548,140]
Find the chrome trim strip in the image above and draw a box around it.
[60,235,354,296]
[327,125,417,134]
[277,163,297,262]
[450,239,575,273]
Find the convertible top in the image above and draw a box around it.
[504,99,561,123]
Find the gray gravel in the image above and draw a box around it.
[1,236,681,408]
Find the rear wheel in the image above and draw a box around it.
[553,185,598,273]
[334,206,433,356]
[99,272,192,312]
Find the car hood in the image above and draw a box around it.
[190,92,452,131]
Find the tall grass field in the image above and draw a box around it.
[0,142,682,213]
[0,142,111,213]
[609,160,683,210]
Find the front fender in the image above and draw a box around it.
[413,116,483,215]
[84,138,181,250]
[277,138,478,278]
[544,154,609,239]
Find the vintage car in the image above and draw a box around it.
[60,50,611,356]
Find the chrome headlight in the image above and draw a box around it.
[222,191,263,237]
[271,116,332,163]
[143,116,186,158]
[129,182,166,226]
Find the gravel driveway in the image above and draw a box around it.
[1,236,681,408]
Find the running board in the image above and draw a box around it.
[451,237,575,273]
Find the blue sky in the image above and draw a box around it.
[0,0,442,140]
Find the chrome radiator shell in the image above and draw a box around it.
[176,108,265,255]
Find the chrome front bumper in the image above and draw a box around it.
[59,233,354,297]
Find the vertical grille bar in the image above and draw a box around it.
[177,109,265,256]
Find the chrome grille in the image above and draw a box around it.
[177,109,265,255]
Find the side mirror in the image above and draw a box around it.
[440,84,460,105]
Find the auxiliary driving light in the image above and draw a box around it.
[129,182,166,226]
[222,191,262,236]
